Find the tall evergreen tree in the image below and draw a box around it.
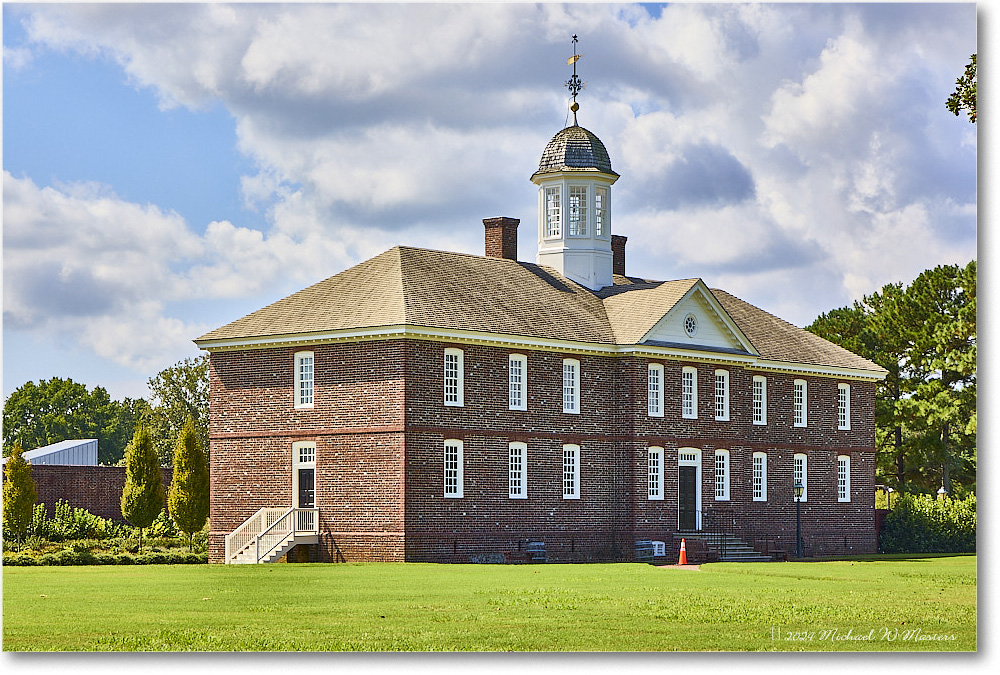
[147,356,210,467]
[2,443,37,550]
[168,418,210,551]
[120,425,165,552]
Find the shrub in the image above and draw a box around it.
[880,493,976,553]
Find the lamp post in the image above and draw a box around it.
[887,487,894,509]
[794,481,804,559]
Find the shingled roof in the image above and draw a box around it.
[195,246,885,375]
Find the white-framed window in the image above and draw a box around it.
[838,455,851,502]
[509,354,527,411]
[568,185,588,236]
[509,442,527,499]
[838,383,851,430]
[444,348,464,407]
[714,449,730,501]
[682,366,697,419]
[752,452,767,501]
[545,186,561,237]
[752,376,767,425]
[294,351,314,409]
[794,453,808,502]
[647,363,664,417]
[562,358,580,414]
[444,439,464,498]
[292,441,317,509]
[595,187,608,237]
[562,444,580,499]
[647,446,664,500]
[714,369,729,421]
[793,379,807,427]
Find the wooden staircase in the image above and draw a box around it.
[225,507,319,564]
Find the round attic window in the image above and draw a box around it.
[684,313,698,337]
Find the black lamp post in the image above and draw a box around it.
[794,481,804,558]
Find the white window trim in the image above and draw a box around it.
[292,441,317,509]
[794,452,808,503]
[509,354,527,411]
[838,383,851,430]
[714,449,730,501]
[595,186,609,239]
[562,444,580,499]
[567,184,589,237]
[681,366,698,419]
[562,358,580,414]
[647,446,664,501]
[752,376,767,425]
[752,452,767,502]
[714,369,730,421]
[294,350,315,409]
[647,363,664,417]
[838,455,851,502]
[444,348,464,407]
[508,442,527,499]
[794,379,807,427]
[544,186,562,238]
[444,439,464,498]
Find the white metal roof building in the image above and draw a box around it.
[2,439,98,466]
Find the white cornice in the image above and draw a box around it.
[194,324,887,381]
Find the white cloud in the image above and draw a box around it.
[5,2,978,369]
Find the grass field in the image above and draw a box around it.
[2,555,976,651]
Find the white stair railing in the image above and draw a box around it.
[224,507,290,563]
[226,507,320,564]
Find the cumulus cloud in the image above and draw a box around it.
[4,0,978,371]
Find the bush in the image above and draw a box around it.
[2,549,207,566]
[880,493,976,553]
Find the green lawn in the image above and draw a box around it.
[2,555,976,651]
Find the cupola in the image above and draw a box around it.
[531,36,619,291]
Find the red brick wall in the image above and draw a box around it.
[3,465,173,521]
[207,337,877,563]
[208,342,406,562]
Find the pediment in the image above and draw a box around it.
[641,281,757,355]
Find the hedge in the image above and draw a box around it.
[879,493,976,553]
[3,550,207,566]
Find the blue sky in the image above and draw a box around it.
[2,2,979,403]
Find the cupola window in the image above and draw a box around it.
[545,187,562,237]
[568,186,588,236]
[595,187,607,237]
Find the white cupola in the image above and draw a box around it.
[530,37,619,291]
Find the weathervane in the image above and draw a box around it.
[565,34,584,125]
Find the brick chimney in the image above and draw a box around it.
[611,234,627,276]
[484,217,519,260]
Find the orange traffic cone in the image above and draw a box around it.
[678,538,688,565]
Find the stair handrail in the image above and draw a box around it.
[254,507,321,563]
[225,506,289,562]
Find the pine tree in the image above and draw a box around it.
[2,442,37,550]
[167,418,210,551]
[120,424,164,552]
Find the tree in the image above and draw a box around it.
[945,53,976,123]
[2,443,37,550]
[167,418,210,551]
[807,261,976,495]
[2,377,147,465]
[147,356,210,466]
[120,425,165,552]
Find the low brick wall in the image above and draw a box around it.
[3,465,173,521]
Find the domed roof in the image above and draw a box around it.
[532,124,618,179]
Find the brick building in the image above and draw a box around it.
[195,116,886,564]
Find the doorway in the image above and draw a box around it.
[677,448,702,531]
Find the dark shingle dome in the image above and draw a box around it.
[532,125,618,178]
